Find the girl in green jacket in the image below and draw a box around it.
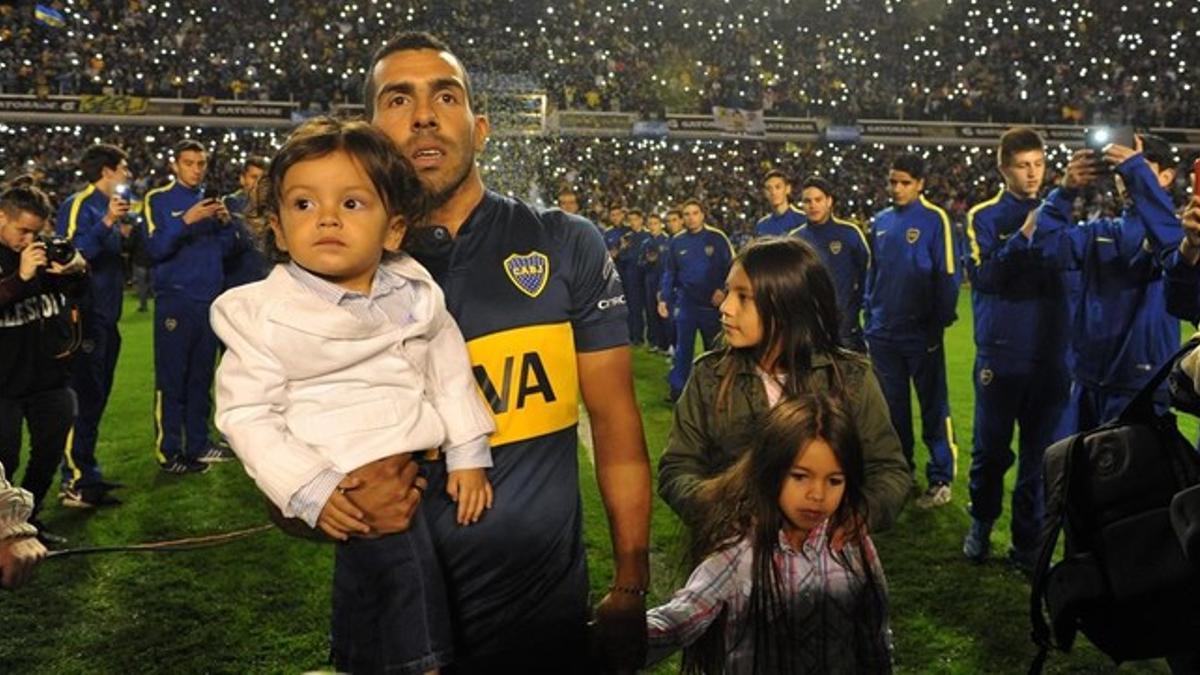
[659,237,911,535]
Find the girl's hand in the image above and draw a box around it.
[447,468,494,525]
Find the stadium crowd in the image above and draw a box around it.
[1,0,1198,126]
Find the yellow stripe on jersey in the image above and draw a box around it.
[833,216,871,267]
[467,322,580,448]
[65,184,97,238]
[965,188,1004,267]
[143,182,175,234]
[921,196,956,276]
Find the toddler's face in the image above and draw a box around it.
[270,150,401,293]
[778,437,845,548]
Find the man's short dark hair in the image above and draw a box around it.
[79,144,128,184]
[1141,134,1175,168]
[891,153,926,180]
[800,175,835,201]
[362,32,473,120]
[243,156,269,174]
[666,208,682,218]
[997,127,1044,168]
[174,139,206,159]
[0,185,53,221]
[762,169,791,186]
[681,198,705,214]
[627,208,643,218]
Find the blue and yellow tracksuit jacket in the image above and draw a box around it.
[965,188,1069,364]
[1032,156,1181,392]
[755,206,805,237]
[56,184,124,325]
[863,196,959,346]
[660,226,735,309]
[144,181,233,302]
[791,216,870,344]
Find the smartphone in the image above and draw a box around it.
[203,186,220,203]
[1085,125,1136,154]
[114,182,130,199]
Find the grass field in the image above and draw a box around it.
[0,291,1192,673]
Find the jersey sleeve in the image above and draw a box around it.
[564,215,629,352]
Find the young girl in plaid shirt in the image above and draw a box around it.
[646,395,892,674]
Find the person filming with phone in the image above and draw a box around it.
[145,140,237,474]
[1019,130,1183,430]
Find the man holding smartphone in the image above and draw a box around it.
[145,140,236,474]
[55,144,132,508]
[1021,133,1182,430]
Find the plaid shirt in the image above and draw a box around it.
[647,521,893,673]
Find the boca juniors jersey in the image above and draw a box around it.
[405,190,628,661]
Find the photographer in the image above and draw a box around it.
[1021,134,1182,429]
[0,185,87,544]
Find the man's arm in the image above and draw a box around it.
[578,346,651,671]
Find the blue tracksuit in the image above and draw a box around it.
[1030,156,1182,429]
[791,216,870,351]
[145,181,234,463]
[864,196,960,485]
[602,225,625,262]
[56,184,124,489]
[661,226,734,396]
[963,188,1071,552]
[220,190,268,290]
[755,206,805,238]
[639,232,671,350]
[616,227,650,345]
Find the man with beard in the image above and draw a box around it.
[293,32,651,673]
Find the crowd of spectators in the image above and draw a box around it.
[1,1,1197,126]
[4,123,1194,240]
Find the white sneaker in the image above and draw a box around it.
[915,482,952,509]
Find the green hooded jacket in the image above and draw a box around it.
[658,349,912,533]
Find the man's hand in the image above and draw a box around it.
[182,199,225,225]
[47,250,88,276]
[1102,134,1144,168]
[1062,149,1101,190]
[0,536,47,590]
[594,590,648,673]
[446,468,493,526]
[103,195,130,227]
[18,242,47,281]
[656,300,669,319]
[316,476,371,541]
[214,201,232,224]
[344,454,425,536]
[710,288,726,308]
[1019,207,1039,241]
[1179,196,1200,266]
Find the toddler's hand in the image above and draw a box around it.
[446,468,493,526]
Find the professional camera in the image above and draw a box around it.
[36,234,77,266]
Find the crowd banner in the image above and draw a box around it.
[0,95,1196,148]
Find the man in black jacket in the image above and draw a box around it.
[0,185,88,544]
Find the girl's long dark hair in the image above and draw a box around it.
[682,395,888,674]
[716,237,848,412]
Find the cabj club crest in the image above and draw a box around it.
[906,228,921,244]
[504,251,550,298]
[829,240,843,255]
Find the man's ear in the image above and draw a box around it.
[384,216,406,252]
[268,214,288,252]
[473,114,491,153]
[1160,168,1178,190]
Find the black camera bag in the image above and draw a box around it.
[1029,341,1200,671]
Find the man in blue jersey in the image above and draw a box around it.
[863,153,960,508]
[55,144,131,508]
[221,156,269,291]
[658,198,734,402]
[1023,134,1182,430]
[145,140,237,474]
[295,32,652,673]
[754,169,805,237]
[617,208,650,345]
[602,203,627,262]
[791,175,870,351]
[640,213,671,353]
[961,128,1070,570]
